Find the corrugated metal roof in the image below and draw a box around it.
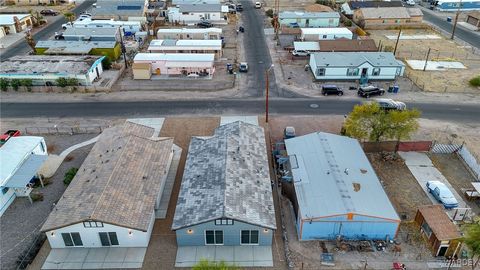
[63,27,119,36]
[285,132,399,220]
[178,4,223,12]
[36,40,116,49]
[172,121,276,230]
[134,53,215,62]
[294,42,320,51]
[157,27,222,34]
[311,52,404,67]
[301,27,352,35]
[4,155,47,188]
[279,11,339,19]
[0,136,46,187]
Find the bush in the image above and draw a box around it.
[469,76,480,87]
[10,79,21,91]
[344,20,352,27]
[56,77,68,87]
[66,78,79,86]
[315,0,331,5]
[64,167,78,186]
[265,9,274,18]
[31,192,44,202]
[102,56,112,70]
[20,79,33,92]
[0,78,9,91]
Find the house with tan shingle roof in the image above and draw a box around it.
[353,7,423,29]
[41,121,178,251]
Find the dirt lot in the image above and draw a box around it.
[368,29,480,94]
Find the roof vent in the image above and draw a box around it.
[344,168,349,175]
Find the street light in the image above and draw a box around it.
[265,64,274,123]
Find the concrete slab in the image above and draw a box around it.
[45,248,70,263]
[252,246,274,267]
[385,34,441,40]
[175,246,197,267]
[81,262,104,269]
[42,262,61,270]
[458,22,478,31]
[101,262,124,268]
[121,262,143,268]
[123,247,147,262]
[155,144,182,219]
[195,246,215,261]
[104,248,128,262]
[61,262,84,269]
[215,246,234,262]
[84,248,108,262]
[234,246,254,263]
[64,249,89,263]
[220,116,258,126]
[175,246,273,267]
[406,60,466,71]
[399,151,433,166]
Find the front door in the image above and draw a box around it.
[437,245,449,257]
[361,68,368,77]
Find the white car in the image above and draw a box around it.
[187,72,200,78]
[255,2,262,8]
[292,50,310,56]
[406,0,415,5]
[426,181,458,209]
[373,98,407,110]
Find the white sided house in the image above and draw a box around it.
[300,27,353,41]
[309,52,405,81]
[167,4,229,24]
[41,121,177,252]
[0,137,47,216]
[156,27,222,40]
[63,18,142,35]
[148,39,222,58]
[133,53,215,78]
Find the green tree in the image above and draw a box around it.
[10,79,21,91]
[265,9,274,18]
[20,78,33,92]
[0,78,9,91]
[193,259,238,270]
[66,78,79,86]
[463,221,480,270]
[56,77,68,87]
[64,167,78,186]
[469,76,480,87]
[64,12,75,23]
[344,102,420,142]
[102,56,112,70]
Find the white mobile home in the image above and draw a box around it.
[157,27,222,40]
[279,11,340,28]
[148,39,222,58]
[0,137,47,216]
[133,53,215,78]
[300,27,353,41]
[63,18,142,35]
[167,4,229,24]
[309,52,405,81]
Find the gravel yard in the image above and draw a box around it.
[0,134,96,270]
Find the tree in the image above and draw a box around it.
[265,9,274,18]
[469,76,480,87]
[0,78,9,91]
[463,221,480,270]
[193,259,238,270]
[10,79,21,91]
[64,12,75,23]
[344,102,420,142]
[102,56,112,70]
[20,78,33,92]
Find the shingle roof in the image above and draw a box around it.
[311,52,404,67]
[418,205,461,240]
[349,1,404,9]
[360,7,411,19]
[172,121,276,230]
[468,11,480,20]
[41,122,174,232]
[318,39,378,52]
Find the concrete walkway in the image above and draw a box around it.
[175,246,273,267]
[155,144,182,219]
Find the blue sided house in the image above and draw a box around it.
[432,0,480,11]
[172,121,276,267]
[284,132,400,241]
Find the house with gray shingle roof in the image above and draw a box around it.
[41,121,178,250]
[172,121,276,248]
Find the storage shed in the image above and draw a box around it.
[415,205,462,257]
[132,62,152,79]
[284,132,400,241]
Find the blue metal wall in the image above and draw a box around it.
[436,1,480,11]
[176,220,273,246]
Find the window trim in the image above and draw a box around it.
[346,68,359,76]
[240,230,260,245]
[61,232,83,247]
[204,230,224,245]
[316,68,326,77]
[83,221,104,228]
[99,232,119,246]
[214,218,234,226]
[372,68,380,76]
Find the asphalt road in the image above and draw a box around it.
[0,0,95,60]
[2,99,480,123]
[420,6,480,48]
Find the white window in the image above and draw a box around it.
[205,230,223,245]
[215,218,234,225]
[241,230,259,245]
[347,68,359,76]
[372,68,380,76]
[99,232,119,246]
[322,35,327,39]
[61,232,83,247]
[83,221,104,228]
[316,68,325,76]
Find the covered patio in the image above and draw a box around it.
[175,246,273,267]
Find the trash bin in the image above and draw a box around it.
[447,17,452,22]
[393,85,399,93]
[388,86,394,93]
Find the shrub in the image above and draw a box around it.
[469,76,480,87]
[315,0,330,5]
[66,78,79,86]
[20,79,33,92]
[56,77,68,87]
[10,79,21,91]
[64,167,78,186]
[102,56,112,70]
[0,78,9,91]
[265,9,274,18]
[31,192,44,202]
[344,20,352,27]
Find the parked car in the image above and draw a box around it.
[292,50,310,57]
[236,4,243,11]
[426,181,459,209]
[0,130,21,145]
[239,62,249,72]
[255,2,262,8]
[357,85,385,98]
[321,85,343,96]
[406,0,416,5]
[187,72,200,78]
[284,126,296,139]
[40,9,59,16]
[372,98,406,110]
[197,21,213,28]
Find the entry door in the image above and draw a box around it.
[361,68,368,77]
[437,245,449,257]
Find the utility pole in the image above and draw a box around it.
[450,0,462,40]
[118,27,128,68]
[265,64,274,123]
[273,0,280,42]
[423,48,432,71]
[393,28,402,55]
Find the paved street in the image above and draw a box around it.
[2,99,480,122]
[420,6,480,48]
[0,0,95,60]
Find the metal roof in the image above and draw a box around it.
[0,136,46,187]
[148,39,222,51]
[36,40,116,55]
[172,121,276,230]
[92,0,146,17]
[360,7,411,19]
[41,122,174,232]
[134,53,214,62]
[301,27,352,35]
[279,11,339,19]
[349,1,404,9]
[293,42,320,51]
[178,4,224,12]
[311,52,404,67]
[4,155,47,188]
[284,132,400,220]
[63,27,119,37]
[157,27,222,34]
[0,14,30,25]
[0,55,102,75]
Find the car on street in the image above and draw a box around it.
[292,50,310,57]
[0,130,21,145]
[40,9,59,16]
[284,126,296,139]
[197,21,213,28]
[426,181,459,209]
[187,72,200,78]
[357,85,385,98]
[406,0,415,5]
[321,85,343,96]
[255,2,262,8]
[239,62,248,72]
[372,98,406,110]
[236,4,243,11]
